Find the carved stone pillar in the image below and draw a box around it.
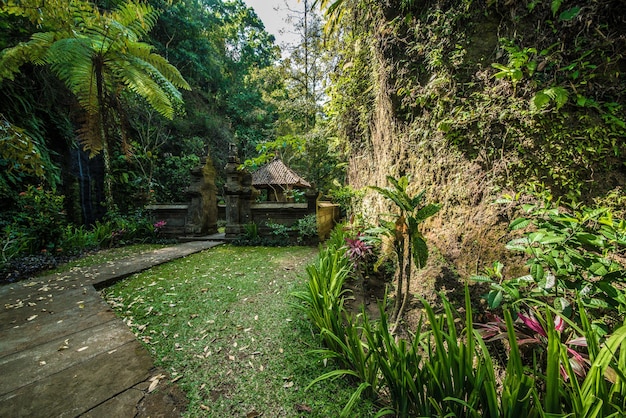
[185,153,219,235]
[185,164,204,235]
[224,144,256,238]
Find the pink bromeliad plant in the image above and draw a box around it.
[345,233,373,266]
[478,308,589,379]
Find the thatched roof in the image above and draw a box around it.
[252,159,311,188]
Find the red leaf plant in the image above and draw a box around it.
[477,309,589,380]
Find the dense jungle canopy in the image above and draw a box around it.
[1,0,625,277]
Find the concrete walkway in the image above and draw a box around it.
[0,241,223,417]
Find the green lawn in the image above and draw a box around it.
[102,245,377,417]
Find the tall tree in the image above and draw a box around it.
[0,0,190,210]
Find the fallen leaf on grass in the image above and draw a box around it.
[148,378,160,393]
[200,404,210,411]
[295,403,312,413]
[283,381,294,388]
[246,410,262,418]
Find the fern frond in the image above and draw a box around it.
[0,31,58,80]
[112,1,159,38]
[44,37,101,114]
[127,43,190,90]
[530,86,569,112]
[76,112,104,155]
[110,57,175,119]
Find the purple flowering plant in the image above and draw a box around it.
[477,308,589,379]
[153,220,167,233]
[345,233,373,264]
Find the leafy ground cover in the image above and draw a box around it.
[102,245,377,417]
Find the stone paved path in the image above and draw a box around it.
[0,241,223,417]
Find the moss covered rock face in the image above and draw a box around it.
[325,0,626,283]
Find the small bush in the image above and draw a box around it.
[11,185,66,253]
[294,214,318,244]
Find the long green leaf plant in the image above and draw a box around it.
[370,175,440,326]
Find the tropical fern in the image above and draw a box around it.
[531,86,569,112]
[0,0,191,210]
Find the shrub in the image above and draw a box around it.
[472,198,626,333]
[11,185,66,253]
[293,214,318,244]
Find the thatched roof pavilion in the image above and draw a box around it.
[251,159,311,201]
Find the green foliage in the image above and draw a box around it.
[8,185,66,253]
[297,248,501,417]
[474,198,626,331]
[300,232,626,416]
[0,225,30,265]
[531,86,569,111]
[0,115,45,181]
[328,183,364,217]
[369,175,440,321]
[491,38,538,87]
[151,153,201,203]
[292,243,353,352]
[266,221,292,243]
[100,209,161,247]
[294,214,319,244]
[243,222,259,240]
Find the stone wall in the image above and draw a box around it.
[145,204,189,236]
[317,202,340,240]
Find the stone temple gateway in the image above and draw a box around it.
[147,144,339,242]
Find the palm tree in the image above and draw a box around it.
[0,0,190,210]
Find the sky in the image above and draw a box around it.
[242,0,302,47]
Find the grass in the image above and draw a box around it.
[102,245,377,417]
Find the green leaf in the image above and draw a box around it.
[575,232,604,247]
[488,290,503,309]
[527,232,546,243]
[470,275,493,283]
[411,235,428,269]
[506,237,529,251]
[531,91,551,111]
[530,263,545,281]
[559,6,581,21]
[414,203,440,222]
[589,262,609,277]
[551,0,563,16]
[510,217,531,230]
[554,297,571,315]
